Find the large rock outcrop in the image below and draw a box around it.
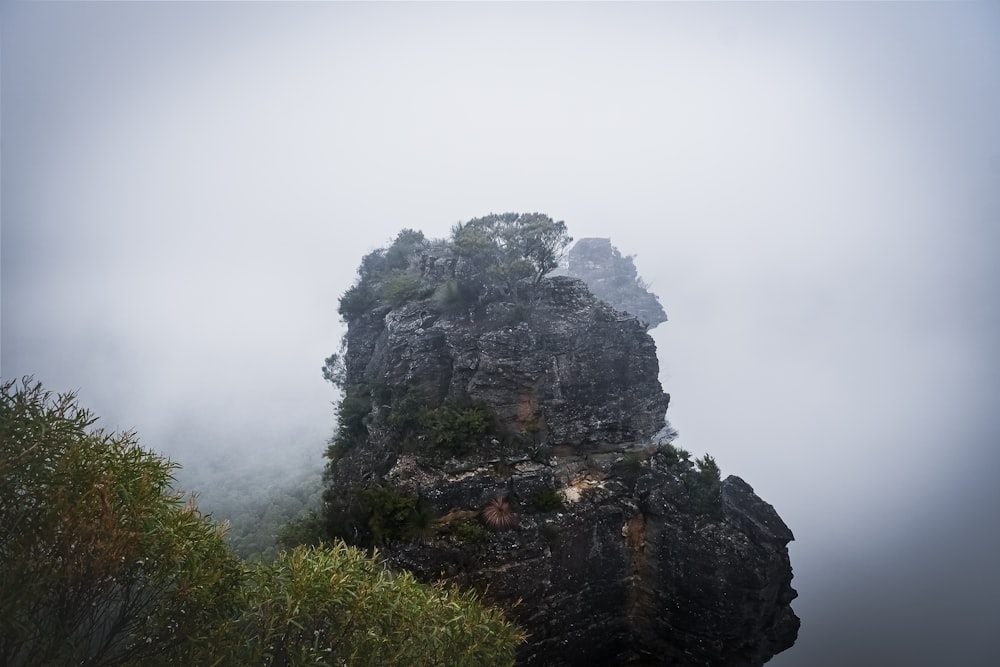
[323,230,798,666]
[344,275,667,447]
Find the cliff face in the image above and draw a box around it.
[383,455,799,667]
[324,232,798,666]
[344,275,667,447]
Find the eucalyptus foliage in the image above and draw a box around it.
[0,378,241,666]
[1,379,524,666]
[196,543,524,667]
[335,213,571,323]
[452,212,571,285]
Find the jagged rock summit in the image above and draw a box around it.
[561,237,668,329]
[322,215,798,666]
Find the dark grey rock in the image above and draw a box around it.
[324,244,797,666]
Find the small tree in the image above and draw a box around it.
[452,212,572,286]
[690,454,724,521]
[512,213,573,283]
[338,229,431,321]
[0,378,242,666]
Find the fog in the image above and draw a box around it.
[3,2,999,664]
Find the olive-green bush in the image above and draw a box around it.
[0,379,242,667]
[2,379,525,666]
[195,543,524,667]
[420,402,495,457]
[689,454,724,521]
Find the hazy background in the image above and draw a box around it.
[3,2,999,664]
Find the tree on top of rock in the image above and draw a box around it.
[452,213,572,286]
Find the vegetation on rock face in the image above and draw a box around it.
[531,487,565,512]
[452,212,572,288]
[385,391,498,457]
[419,401,496,457]
[613,450,648,485]
[320,393,502,547]
[480,494,518,531]
[656,439,689,465]
[649,443,724,520]
[337,279,380,320]
[690,453,724,520]
[327,384,374,456]
[337,228,432,320]
[362,485,437,544]
[321,482,438,548]
[332,213,571,326]
[438,518,490,545]
[1,379,523,666]
[323,381,500,466]
[432,277,476,313]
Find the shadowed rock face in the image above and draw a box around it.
[326,249,798,666]
[387,456,799,667]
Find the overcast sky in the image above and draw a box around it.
[3,2,999,665]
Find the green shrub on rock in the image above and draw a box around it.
[382,270,426,306]
[327,386,373,456]
[420,402,495,457]
[689,454,724,521]
[362,485,436,544]
[532,487,565,512]
[196,543,524,667]
[338,281,379,320]
[432,278,476,313]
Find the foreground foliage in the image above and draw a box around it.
[0,378,242,666]
[1,379,523,666]
[196,544,524,667]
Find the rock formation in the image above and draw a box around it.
[322,221,798,666]
[562,237,668,329]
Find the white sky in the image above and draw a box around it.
[3,2,999,664]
